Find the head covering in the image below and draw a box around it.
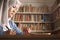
[8,0,22,18]
[0,0,4,25]
[0,0,22,31]
[9,0,22,8]
[0,0,9,26]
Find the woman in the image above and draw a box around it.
[8,0,22,35]
[0,0,22,35]
[8,0,31,35]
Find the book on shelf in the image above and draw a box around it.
[41,15,45,22]
[33,24,37,30]
[33,15,38,22]
[29,4,33,12]
[54,22,58,29]
[52,8,59,21]
[15,23,52,32]
[30,24,37,30]
[54,19,60,30]
[31,15,34,21]
[38,24,42,30]
[53,13,56,20]
[56,10,59,19]
[41,15,51,23]
[29,15,38,22]
[33,15,36,21]
[46,15,51,22]
[37,7,42,13]
[19,14,23,21]
[18,6,24,12]
[42,5,49,13]
[45,23,51,30]
[51,1,57,11]
[30,24,34,30]
[14,14,23,21]
[18,14,20,21]
[25,15,31,21]
[44,5,49,13]
[37,15,41,22]
[24,5,29,12]
[51,0,60,11]
[42,23,51,30]
[14,14,18,21]
[18,4,49,13]
[32,7,37,12]
[24,4,33,12]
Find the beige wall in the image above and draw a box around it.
[19,0,56,7]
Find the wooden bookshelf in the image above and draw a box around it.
[11,0,60,35]
[51,0,60,35]
[31,30,51,33]
[51,4,60,22]
[51,3,60,14]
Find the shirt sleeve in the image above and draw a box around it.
[9,20,22,34]
[0,26,5,35]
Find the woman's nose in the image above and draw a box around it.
[13,10,15,13]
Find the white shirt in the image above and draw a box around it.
[3,18,12,31]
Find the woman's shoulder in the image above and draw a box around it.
[9,20,14,23]
[9,20,15,24]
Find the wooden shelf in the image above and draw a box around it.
[0,35,60,39]
[51,3,60,14]
[54,27,60,32]
[52,17,60,23]
[16,12,51,15]
[31,30,51,33]
[14,21,51,23]
[51,3,60,23]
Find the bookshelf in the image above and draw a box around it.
[12,0,60,35]
[51,4,60,23]
[51,0,60,32]
[12,4,52,35]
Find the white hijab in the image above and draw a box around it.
[0,0,9,27]
[0,0,4,25]
[0,0,22,31]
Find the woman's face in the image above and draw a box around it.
[8,4,20,18]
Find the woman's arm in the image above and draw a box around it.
[9,20,22,34]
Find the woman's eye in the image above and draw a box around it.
[13,6,16,8]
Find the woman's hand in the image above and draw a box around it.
[5,29,16,35]
[22,27,31,35]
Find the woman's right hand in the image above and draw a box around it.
[5,29,16,35]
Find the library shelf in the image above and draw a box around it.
[51,3,60,14]
[52,17,60,23]
[54,27,60,32]
[31,30,51,33]
[16,12,51,15]
[14,21,52,24]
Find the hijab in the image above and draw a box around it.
[0,0,22,31]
